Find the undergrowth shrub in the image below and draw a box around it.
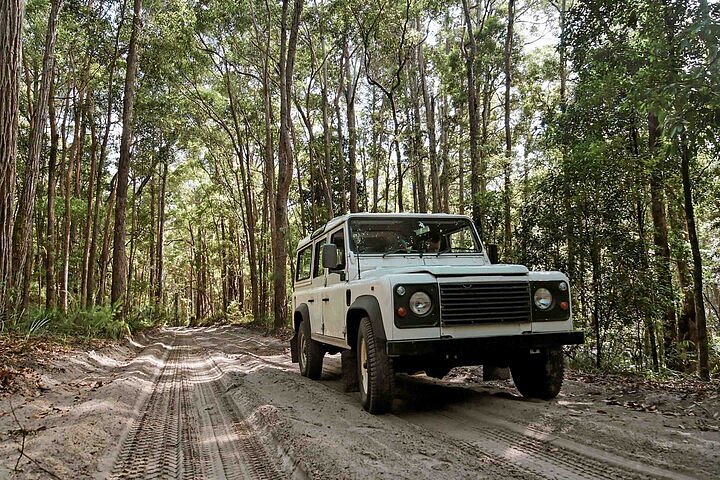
[14,305,150,340]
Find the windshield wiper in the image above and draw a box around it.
[382,248,423,258]
[436,247,477,257]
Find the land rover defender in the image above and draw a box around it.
[290,213,584,414]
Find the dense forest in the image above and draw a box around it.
[0,0,718,378]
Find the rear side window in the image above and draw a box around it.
[330,229,346,270]
[313,240,324,278]
[296,245,312,282]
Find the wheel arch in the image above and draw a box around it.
[290,304,310,363]
[347,295,386,348]
[294,303,310,332]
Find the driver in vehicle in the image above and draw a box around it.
[426,232,441,253]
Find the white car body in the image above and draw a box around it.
[290,213,583,375]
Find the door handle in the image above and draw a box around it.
[307,299,315,303]
[322,298,330,302]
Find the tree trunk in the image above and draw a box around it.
[0,0,24,321]
[81,93,98,308]
[502,0,514,256]
[679,138,709,381]
[344,39,358,213]
[273,0,303,331]
[61,90,81,313]
[630,123,659,370]
[417,26,440,213]
[409,79,427,213]
[125,178,138,313]
[12,0,63,312]
[88,0,124,307]
[111,0,142,313]
[155,159,167,305]
[648,113,677,367]
[97,176,117,305]
[320,38,334,217]
[462,0,481,232]
[45,80,59,310]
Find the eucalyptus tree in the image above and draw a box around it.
[0,0,25,322]
[111,0,143,313]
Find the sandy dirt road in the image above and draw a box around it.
[1,326,718,479]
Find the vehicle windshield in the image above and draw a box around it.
[348,217,482,255]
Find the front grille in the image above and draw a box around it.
[440,282,531,324]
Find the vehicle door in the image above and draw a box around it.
[307,238,325,335]
[322,226,348,340]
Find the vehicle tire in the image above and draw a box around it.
[298,318,324,380]
[510,347,564,400]
[357,317,394,414]
[425,366,452,379]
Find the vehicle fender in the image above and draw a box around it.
[290,304,310,363]
[346,295,386,348]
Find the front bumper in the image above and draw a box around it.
[386,331,584,357]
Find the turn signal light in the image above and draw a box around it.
[397,307,408,317]
[560,301,569,310]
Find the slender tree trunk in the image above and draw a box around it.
[45,81,59,310]
[98,176,117,305]
[111,0,142,313]
[125,178,138,312]
[648,113,677,367]
[409,80,427,213]
[273,0,303,331]
[320,38,334,217]
[12,0,63,312]
[155,159,167,305]
[344,39,358,213]
[334,54,346,213]
[418,26,440,213]
[88,0,124,307]
[148,178,156,299]
[0,0,25,321]
[502,0,514,256]
[680,138,709,381]
[462,0,481,232]
[557,0,575,284]
[631,128,659,370]
[61,90,80,313]
[81,93,98,308]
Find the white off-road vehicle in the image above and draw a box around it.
[290,213,584,414]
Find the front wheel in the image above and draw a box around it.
[298,318,324,379]
[357,318,394,414]
[510,347,564,400]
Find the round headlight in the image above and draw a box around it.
[409,291,432,316]
[534,288,553,310]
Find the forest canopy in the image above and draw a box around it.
[0,0,718,378]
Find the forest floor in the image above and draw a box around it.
[0,326,718,479]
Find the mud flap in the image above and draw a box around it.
[341,349,359,392]
[290,334,299,363]
[483,365,510,381]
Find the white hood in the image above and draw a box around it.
[358,263,529,279]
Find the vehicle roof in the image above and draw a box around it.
[296,212,473,249]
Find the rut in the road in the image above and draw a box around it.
[110,333,283,480]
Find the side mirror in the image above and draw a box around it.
[322,243,339,269]
[487,243,499,264]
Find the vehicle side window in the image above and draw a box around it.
[295,245,312,282]
[312,240,324,278]
[330,229,346,270]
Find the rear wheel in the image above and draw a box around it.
[510,347,564,400]
[298,318,324,379]
[357,317,394,414]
